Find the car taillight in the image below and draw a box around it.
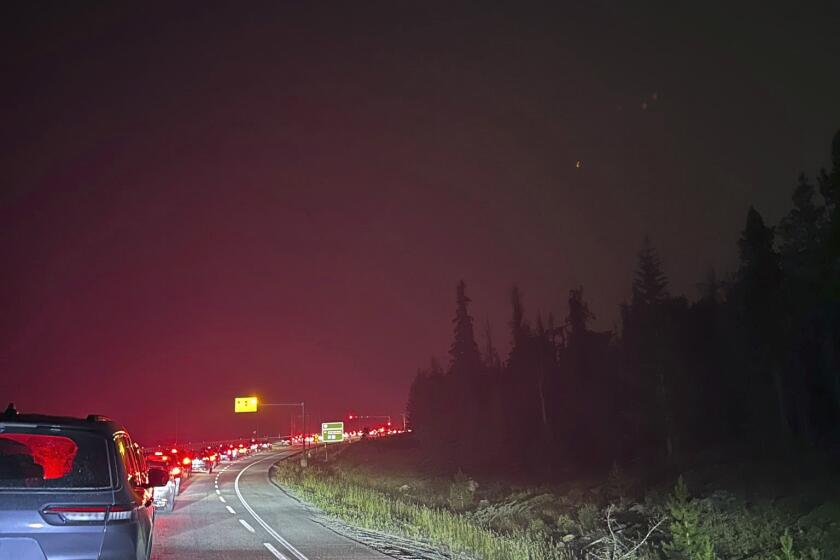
[107,505,134,521]
[182,457,191,465]
[170,466,181,476]
[42,504,133,524]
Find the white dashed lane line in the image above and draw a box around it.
[219,496,226,503]
[226,505,236,514]
[239,519,255,533]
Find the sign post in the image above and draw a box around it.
[321,421,344,462]
[321,421,344,443]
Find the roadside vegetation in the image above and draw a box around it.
[273,436,838,560]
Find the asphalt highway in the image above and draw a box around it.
[151,450,391,560]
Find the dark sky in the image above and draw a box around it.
[2,2,839,444]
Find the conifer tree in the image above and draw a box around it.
[633,236,669,307]
[448,280,482,377]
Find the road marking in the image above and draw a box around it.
[226,505,236,514]
[235,453,309,560]
[264,543,290,560]
[240,519,255,533]
[216,489,221,495]
[219,496,226,503]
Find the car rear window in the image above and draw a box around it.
[0,429,110,489]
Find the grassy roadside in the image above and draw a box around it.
[272,450,567,559]
[271,436,839,560]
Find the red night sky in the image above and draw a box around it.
[2,3,839,444]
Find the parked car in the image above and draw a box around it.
[0,405,169,560]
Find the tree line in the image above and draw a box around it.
[406,130,840,477]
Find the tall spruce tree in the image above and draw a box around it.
[633,236,669,307]
[449,280,482,377]
[626,236,682,461]
[735,206,789,439]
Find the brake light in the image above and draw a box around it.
[171,448,178,454]
[154,451,163,456]
[170,466,181,476]
[182,457,191,465]
[43,504,133,524]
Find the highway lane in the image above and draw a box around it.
[152,450,391,560]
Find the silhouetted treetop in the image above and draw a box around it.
[566,287,594,342]
[448,280,482,377]
[779,174,824,259]
[737,207,780,286]
[632,236,669,307]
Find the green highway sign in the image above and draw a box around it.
[321,421,344,443]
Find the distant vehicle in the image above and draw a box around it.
[189,449,214,474]
[219,445,237,461]
[162,448,192,482]
[0,405,169,560]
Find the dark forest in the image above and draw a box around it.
[407,130,840,479]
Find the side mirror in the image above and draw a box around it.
[147,467,169,488]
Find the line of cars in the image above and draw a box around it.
[143,440,269,512]
[0,405,272,560]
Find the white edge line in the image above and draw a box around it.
[264,542,290,560]
[225,505,236,514]
[239,519,255,533]
[235,454,309,560]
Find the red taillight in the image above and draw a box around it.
[170,466,181,476]
[182,457,191,465]
[171,448,178,454]
[154,451,163,456]
[43,504,132,524]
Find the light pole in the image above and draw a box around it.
[259,402,307,467]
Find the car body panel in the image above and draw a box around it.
[0,414,156,560]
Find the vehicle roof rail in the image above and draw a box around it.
[86,414,112,423]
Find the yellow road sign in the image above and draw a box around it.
[234,396,258,413]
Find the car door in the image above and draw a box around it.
[111,434,153,559]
